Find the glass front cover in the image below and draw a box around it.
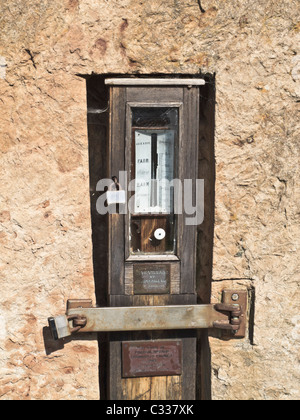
[129,107,178,255]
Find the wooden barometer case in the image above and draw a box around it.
[106,78,203,400]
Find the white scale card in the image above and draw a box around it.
[134,130,174,214]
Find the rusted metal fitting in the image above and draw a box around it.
[213,320,238,331]
[67,314,87,334]
[214,303,242,317]
[213,303,242,333]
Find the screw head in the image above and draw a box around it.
[231,293,239,301]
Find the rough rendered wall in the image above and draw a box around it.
[0,0,299,400]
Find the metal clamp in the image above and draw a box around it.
[213,303,242,333]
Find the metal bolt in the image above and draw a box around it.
[231,293,239,301]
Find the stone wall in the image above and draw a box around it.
[0,0,299,400]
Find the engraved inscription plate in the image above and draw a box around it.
[122,340,182,378]
[133,264,170,294]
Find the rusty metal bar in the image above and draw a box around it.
[49,299,245,340]
[66,304,237,333]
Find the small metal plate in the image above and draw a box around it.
[67,299,93,310]
[222,289,248,338]
[122,340,182,378]
[133,264,170,295]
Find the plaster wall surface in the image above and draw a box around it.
[0,0,299,400]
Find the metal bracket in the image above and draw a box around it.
[222,289,248,338]
[213,303,242,332]
[48,291,247,341]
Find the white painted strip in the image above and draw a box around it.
[105,78,205,86]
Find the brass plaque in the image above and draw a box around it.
[133,264,170,294]
[122,340,182,378]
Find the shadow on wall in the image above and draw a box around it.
[196,74,216,401]
[43,326,97,356]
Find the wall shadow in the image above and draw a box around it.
[42,326,98,356]
[86,75,110,400]
[196,73,216,401]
